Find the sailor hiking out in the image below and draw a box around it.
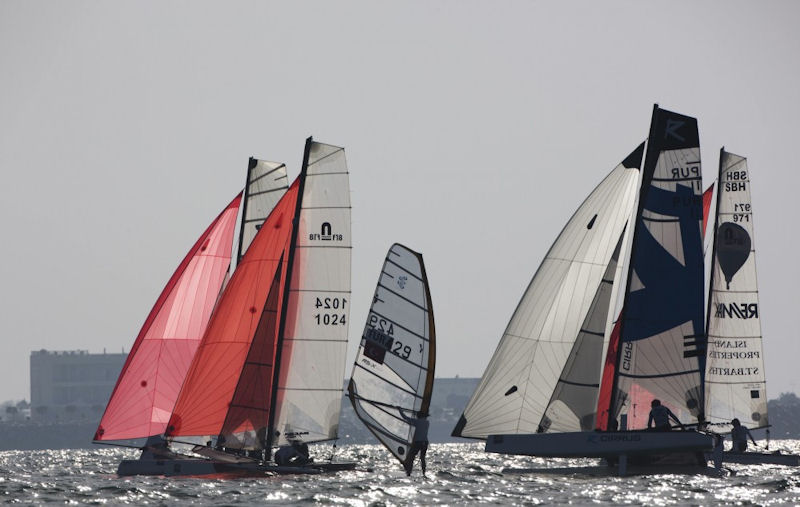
[399,408,429,476]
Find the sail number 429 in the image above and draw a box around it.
[314,297,347,326]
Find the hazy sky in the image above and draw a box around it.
[1,1,798,403]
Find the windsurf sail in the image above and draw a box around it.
[94,194,242,442]
[452,146,640,439]
[607,105,707,429]
[704,149,767,431]
[348,244,436,468]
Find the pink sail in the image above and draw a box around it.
[94,194,242,441]
[166,181,299,440]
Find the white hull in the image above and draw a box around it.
[486,431,714,459]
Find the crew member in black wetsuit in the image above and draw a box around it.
[647,399,684,431]
[399,408,429,477]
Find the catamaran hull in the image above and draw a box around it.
[703,451,800,466]
[117,458,355,477]
[486,431,714,458]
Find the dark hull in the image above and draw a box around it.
[704,451,800,466]
[117,457,356,477]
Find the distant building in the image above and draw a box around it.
[30,350,126,422]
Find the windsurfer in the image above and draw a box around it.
[399,408,429,477]
[647,399,684,431]
[730,418,757,452]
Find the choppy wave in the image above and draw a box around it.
[2,441,800,504]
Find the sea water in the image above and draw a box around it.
[1,442,799,505]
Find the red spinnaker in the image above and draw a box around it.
[94,194,242,441]
[595,317,622,431]
[702,183,714,238]
[166,180,299,438]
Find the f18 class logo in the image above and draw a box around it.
[309,222,343,241]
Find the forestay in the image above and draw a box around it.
[704,150,767,431]
[348,244,436,466]
[453,147,640,439]
[272,140,352,446]
[609,106,706,428]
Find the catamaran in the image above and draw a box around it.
[348,243,436,473]
[702,150,799,466]
[455,105,718,475]
[95,138,355,476]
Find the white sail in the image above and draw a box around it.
[273,140,352,445]
[348,244,436,466]
[542,231,625,432]
[237,158,289,263]
[704,150,767,431]
[453,147,640,439]
[609,106,707,429]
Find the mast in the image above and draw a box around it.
[418,250,437,417]
[235,157,257,263]
[704,148,724,346]
[606,104,658,429]
[266,136,312,452]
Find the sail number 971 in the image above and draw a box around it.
[314,297,347,326]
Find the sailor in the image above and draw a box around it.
[647,399,684,431]
[399,407,429,477]
[730,418,758,452]
[274,440,311,466]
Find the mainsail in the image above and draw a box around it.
[237,158,289,263]
[452,146,640,439]
[348,244,436,467]
[704,149,767,431]
[607,105,707,428]
[94,194,242,442]
[270,140,352,446]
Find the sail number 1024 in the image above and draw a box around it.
[314,297,347,326]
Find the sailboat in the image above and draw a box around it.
[459,105,717,474]
[98,138,355,476]
[703,150,799,466]
[348,243,436,472]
